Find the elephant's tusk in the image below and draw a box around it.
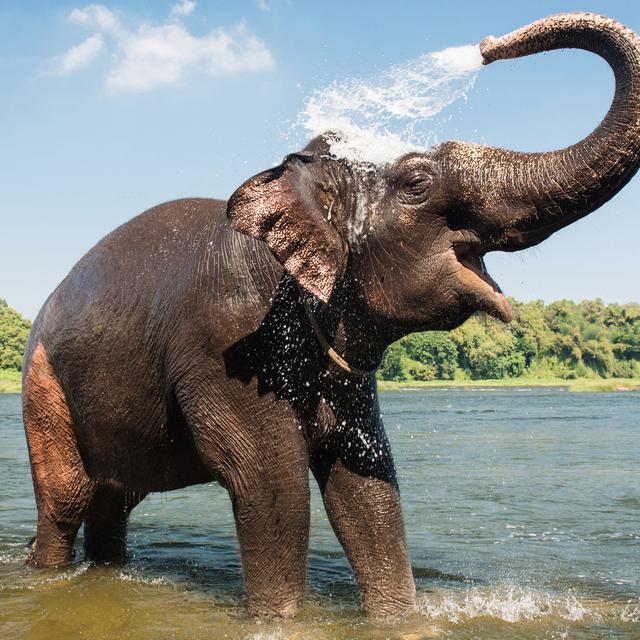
[300,293,378,377]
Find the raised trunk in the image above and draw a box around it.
[451,13,640,250]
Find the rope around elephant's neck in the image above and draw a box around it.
[300,293,378,377]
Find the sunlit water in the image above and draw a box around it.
[1,388,638,639]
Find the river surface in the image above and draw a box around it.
[1,388,638,639]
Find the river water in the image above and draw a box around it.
[1,388,638,639]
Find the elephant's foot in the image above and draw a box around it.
[246,595,302,619]
[26,517,81,568]
[361,584,417,619]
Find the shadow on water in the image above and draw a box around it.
[413,565,482,585]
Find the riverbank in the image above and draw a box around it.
[2,369,639,394]
[377,377,640,392]
[0,370,20,394]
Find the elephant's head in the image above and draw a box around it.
[228,13,640,346]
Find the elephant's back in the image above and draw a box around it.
[34,196,281,340]
[55,197,230,320]
[30,198,228,357]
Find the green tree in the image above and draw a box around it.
[402,332,458,380]
[378,341,406,381]
[509,299,551,368]
[611,305,640,360]
[0,299,31,371]
[582,338,616,377]
[452,315,525,379]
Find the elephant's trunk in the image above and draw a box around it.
[452,13,640,250]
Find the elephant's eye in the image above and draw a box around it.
[399,172,432,202]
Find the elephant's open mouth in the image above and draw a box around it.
[453,242,512,323]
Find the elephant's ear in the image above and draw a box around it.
[226,153,348,303]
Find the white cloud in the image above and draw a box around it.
[171,1,196,17]
[50,4,275,92]
[51,33,104,75]
[69,4,120,32]
[256,0,271,12]
[107,23,274,92]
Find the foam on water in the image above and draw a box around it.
[417,585,640,625]
[299,44,483,164]
[0,561,91,592]
[116,568,172,587]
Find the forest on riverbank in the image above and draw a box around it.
[0,299,30,392]
[2,297,640,392]
[378,297,640,382]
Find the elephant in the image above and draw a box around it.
[22,13,640,618]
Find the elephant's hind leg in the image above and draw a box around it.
[83,486,146,563]
[23,343,95,567]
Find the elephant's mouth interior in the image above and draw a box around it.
[453,243,513,322]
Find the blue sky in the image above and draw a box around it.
[1,0,639,319]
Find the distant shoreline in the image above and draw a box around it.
[0,370,20,394]
[377,377,640,393]
[2,369,639,395]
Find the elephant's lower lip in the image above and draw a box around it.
[458,252,496,287]
[487,289,513,323]
[455,249,513,322]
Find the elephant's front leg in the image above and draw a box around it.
[178,383,311,618]
[230,464,310,618]
[319,459,415,616]
[312,392,415,617]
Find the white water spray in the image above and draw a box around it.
[298,44,483,164]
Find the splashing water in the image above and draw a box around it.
[417,585,591,624]
[299,44,483,164]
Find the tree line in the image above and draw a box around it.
[2,297,639,381]
[378,298,640,381]
[0,299,30,371]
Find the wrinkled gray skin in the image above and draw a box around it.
[22,14,640,618]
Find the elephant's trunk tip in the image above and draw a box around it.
[479,36,499,64]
